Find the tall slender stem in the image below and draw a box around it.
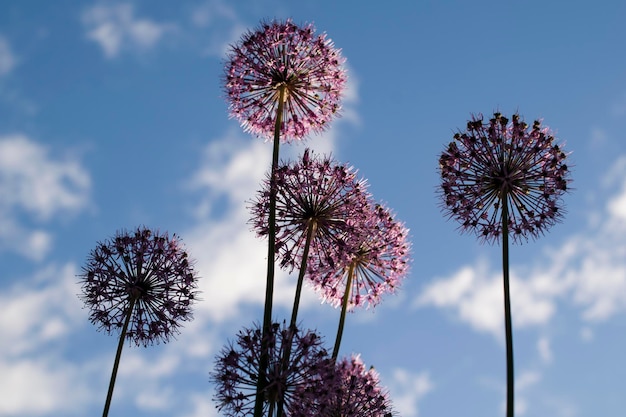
[102,297,136,417]
[276,220,317,417]
[501,196,514,417]
[332,262,355,360]
[254,85,286,417]
[289,220,317,329]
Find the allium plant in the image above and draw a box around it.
[225,19,346,142]
[211,322,332,417]
[295,354,394,417]
[439,112,569,243]
[249,148,370,327]
[438,112,570,417]
[309,202,410,359]
[225,20,346,416]
[79,226,199,417]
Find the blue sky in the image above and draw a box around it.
[1,0,625,416]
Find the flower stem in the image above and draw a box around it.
[289,220,317,329]
[501,196,514,417]
[332,262,355,360]
[102,297,136,417]
[276,220,317,417]
[254,85,286,417]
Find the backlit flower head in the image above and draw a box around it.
[296,354,394,417]
[225,19,346,141]
[211,322,332,417]
[439,112,570,243]
[250,148,370,273]
[311,202,411,310]
[79,226,199,346]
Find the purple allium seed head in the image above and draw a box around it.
[249,148,371,274]
[310,202,411,310]
[79,226,199,346]
[224,19,346,142]
[210,322,333,417]
[439,112,571,243]
[296,354,394,417]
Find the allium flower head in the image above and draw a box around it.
[311,203,411,310]
[439,112,570,243]
[79,227,199,346]
[250,148,370,273]
[211,322,332,417]
[296,354,394,417]
[225,19,346,141]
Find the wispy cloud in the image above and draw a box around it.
[0,35,16,76]
[81,3,176,59]
[387,368,434,417]
[0,135,90,260]
[0,263,99,416]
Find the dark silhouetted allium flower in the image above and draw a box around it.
[211,322,332,417]
[250,148,370,273]
[79,227,199,346]
[296,354,394,417]
[225,19,346,141]
[439,112,570,243]
[312,203,411,310]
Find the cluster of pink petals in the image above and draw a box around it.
[79,227,199,346]
[210,322,332,417]
[310,202,411,310]
[249,148,370,274]
[225,19,346,141]
[439,112,570,243]
[294,354,394,417]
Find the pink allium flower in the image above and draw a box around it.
[225,19,346,141]
[79,227,199,346]
[295,354,394,417]
[312,203,411,310]
[439,112,570,243]
[211,322,332,417]
[250,148,370,273]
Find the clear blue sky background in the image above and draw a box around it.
[1,1,626,416]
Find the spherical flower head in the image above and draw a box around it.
[79,227,199,346]
[211,322,332,417]
[250,148,370,274]
[439,112,571,243]
[225,19,346,142]
[295,354,394,417]
[311,202,411,310]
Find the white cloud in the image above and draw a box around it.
[415,261,562,338]
[388,369,433,417]
[0,135,90,259]
[178,391,219,417]
[0,263,100,415]
[0,358,95,415]
[190,0,237,28]
[537,336,553,364]
[0,263,85,357]
[580,326,593,342]
[0,35,16,76]
[514,370,542,415]
[82,3,175,58]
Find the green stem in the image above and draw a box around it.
[254,85,286,417]
[332,262,355,361]
[501,196,514,417]
[289,220,317,329]
[276,220,317,417]
[102,297,136,417]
